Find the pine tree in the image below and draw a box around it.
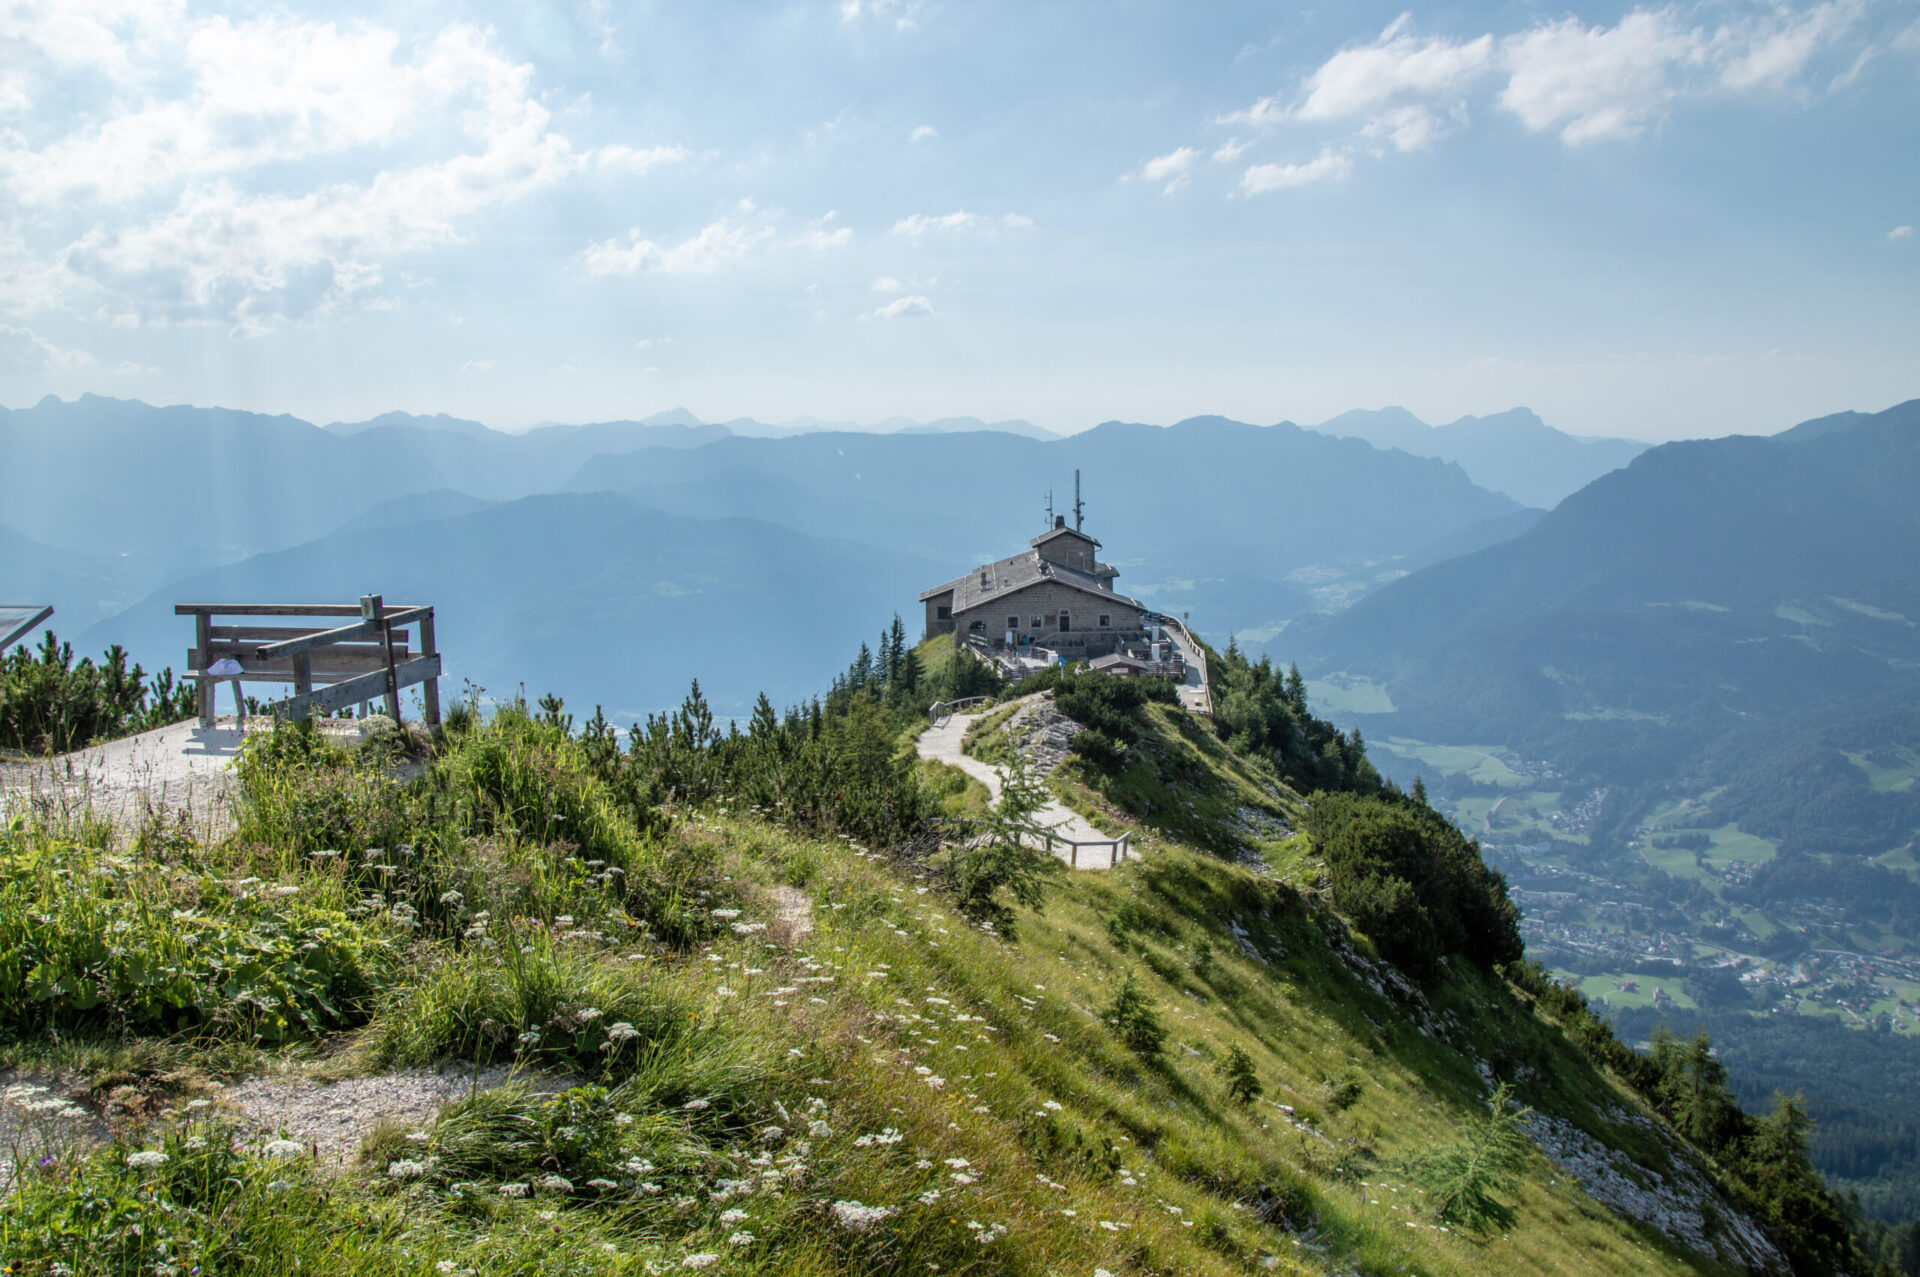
[1411,775,1428,806]
[1285,663,1307,708]
[1220,1045,1261,1104]
[1105,970,1166,1057]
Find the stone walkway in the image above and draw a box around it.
[916,696,1131,871]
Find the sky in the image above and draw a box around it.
[1,0,1916,442]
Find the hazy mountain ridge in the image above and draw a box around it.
[78,491,941,721]
[1290,398,1920,758]
[1314,405,1649,508]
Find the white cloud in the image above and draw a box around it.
[583,219,775,277]
[869,294,933,319]
[1001,212,1034,229]
[1293,17,1493,123]
[793,212,853,250]
[1212,137,1251,162]
[872,276,903,292]
[597,144,689,175]
[460,359,493,372]
[1139,146,1198,194]
[1716,3,1855,92]
[891,210,980,238]
[1240,148,1352,194]
[909,124,938,143]
[1210,2,1876,167]
[1891,225,1915,241]
[1497,11,1700,143]
[1,13,682,327]
[0,323,92,372]
[840,0,924,32]
[1360,104,1454,153]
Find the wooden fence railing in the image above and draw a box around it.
[177,595,441,728]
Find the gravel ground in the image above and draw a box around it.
[0,715,377,839]
[218,1067,554,1167]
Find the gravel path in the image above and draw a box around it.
[218,1066,544,1166]
[0,715,375,838]
[916,697,1132,870]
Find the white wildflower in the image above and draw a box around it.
[499,1182,530,1197]
[536,1174,573,1192]
[262,1139,304,1159]
[719,1208,748,1224]
[125,1150,168,1170]
[684,1098,711,1111]
[607,1022,641,1041]
[831,1200,896,1231]
[387,1159,430,1179]
[728,1231,754,1245]
[682,1254,720,1270]
[808,1119,831,1139]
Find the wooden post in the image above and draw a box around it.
[362,595,401,722]
[291,651,312,723]
[418,609,441,726]
[194,611,214,728]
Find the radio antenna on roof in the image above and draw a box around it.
[1073,470,1084,532]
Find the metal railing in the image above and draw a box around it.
[927,696,990,726]
[1043,829,1134,868]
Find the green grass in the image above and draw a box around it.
[1845,748,1920,794]
[0,711,1765,1276]
[1303,673,1397,716]
[1378,738,1530,788]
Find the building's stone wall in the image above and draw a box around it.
[953,580,1144,656]
[924,591,956,638]
[1033,530,1097,573]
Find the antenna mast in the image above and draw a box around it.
[1073,470,1084,532]
[1045,489,1053,528]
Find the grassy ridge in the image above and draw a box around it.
[0,697,1802,1275]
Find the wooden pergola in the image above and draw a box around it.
[179,595,441,728]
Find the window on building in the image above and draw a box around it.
[936,606,951,621]
[969,620,986,632]
[1030,616,1043,629]
[1007,615,1019,629]
[1058,611,1070,632]
[1099,614,1111,627]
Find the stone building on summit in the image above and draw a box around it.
[919,511,1148,659]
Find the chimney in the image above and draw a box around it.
[1054,515,1066,529]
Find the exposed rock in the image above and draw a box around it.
[1522,1108,1787,1273]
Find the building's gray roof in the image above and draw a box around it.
[1031,524,1101,552]
[920,550,1145,614]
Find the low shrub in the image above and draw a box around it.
[0,833,401,1041]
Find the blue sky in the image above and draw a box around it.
[2,0,1915,440]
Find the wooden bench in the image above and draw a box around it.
[176,596,441,728]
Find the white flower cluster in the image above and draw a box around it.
[830,1200,895,1231]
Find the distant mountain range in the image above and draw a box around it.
[1288,398,1920,779]
[3,395,1542,715]
[80,493,939,721]
[1313,406,1648,509]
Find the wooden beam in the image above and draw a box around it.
[190,643,411,680]
[0,604,53,651]
[210,625,409,643]
[252,606,432,660]
[274,655,442,722]
[175,604,378,617]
